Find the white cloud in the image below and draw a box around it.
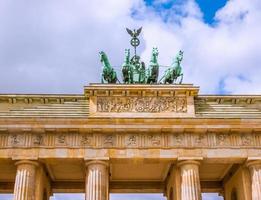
[139,0,261,94]
[0,0,260,94]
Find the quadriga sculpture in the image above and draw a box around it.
[122,49,134,84]
[146,47,159,84]
[99,51,118,83]
[160,50,184,84]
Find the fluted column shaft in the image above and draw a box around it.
[247,160,261,200]
[13,160,39,200]
[178,160,202,200]
[85,160,109,200]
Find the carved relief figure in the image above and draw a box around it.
[241,134,252,146]
[57,134,66,144]
[97,97,187,113]
[11,134,19,145]
[104,135,114,146]
[217,134,228,146]
[81,135,92,146]
[33,134,43,145]
[127,135,137,146]
[149,135,161,146]
[194,134,206,145]
[173,134,183,146]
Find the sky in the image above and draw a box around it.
[0,193,224,200]
[0,0,260,199]
[0,0,261,95]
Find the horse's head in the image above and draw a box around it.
[176,50,183,62]
[124,49,130,57]
[171,50,183,68]
[99,51,106,62]
[152,47,159,57]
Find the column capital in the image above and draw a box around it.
[85,160,109,167]
[15,160,39,167]
[177,160,201,167]
[246,160,261,168]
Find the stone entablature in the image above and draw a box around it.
[196,95,261,118]
[0,94,89,118]
[0,85,261,118]
[85,84,199,118]
[0,128,260,149]
[0,94,85,104]
[0,84,261,200]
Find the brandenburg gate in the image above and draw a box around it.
[0,84,260,200]
[0,28,260,200]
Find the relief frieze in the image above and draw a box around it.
[172,133,185,146]
[216,134,230,146]
[126,134,138,147]
[96,96,187,113]
[0,131,260,149]
[33,134,44,145]
[148,134,161,146]
[80,134,93,146]
[103,134,115,147]
[241,133,253,146]
[9,134,24,146]
[56,134,67,145]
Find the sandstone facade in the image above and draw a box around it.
[0,84,260,200]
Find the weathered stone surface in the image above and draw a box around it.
[86,84,198,118]
[247,160,261,200]
[178,160,201,200]
[0,84,260,199]
[85,160,109,200]
[13,160,38,200]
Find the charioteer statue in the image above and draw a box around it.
[100,27,184,84]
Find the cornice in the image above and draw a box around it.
[0,94,86,104]
[196,95,261,104]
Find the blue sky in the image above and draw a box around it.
[194,0,227,23]
[145,0,228,24]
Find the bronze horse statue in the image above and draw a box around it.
[160,50,184,84]
[146,47,159,84]
[99,51,118,83]
[122,49,134,84]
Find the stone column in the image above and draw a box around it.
[13,160,39,200]
[85,160,109,200]
[247,160,261,200]
[178,160,202,200]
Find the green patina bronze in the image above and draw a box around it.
[122,49,134,84]
[159,50,184,84]
[126,27,142,57]
[130,55,146,84]
[99,28,184,84]
[99,51,118,83]
[146,47,159,84]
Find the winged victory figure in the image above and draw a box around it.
[126,27,142,37]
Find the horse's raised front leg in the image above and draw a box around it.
[179,74,183,84]
[101,74,104,84]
